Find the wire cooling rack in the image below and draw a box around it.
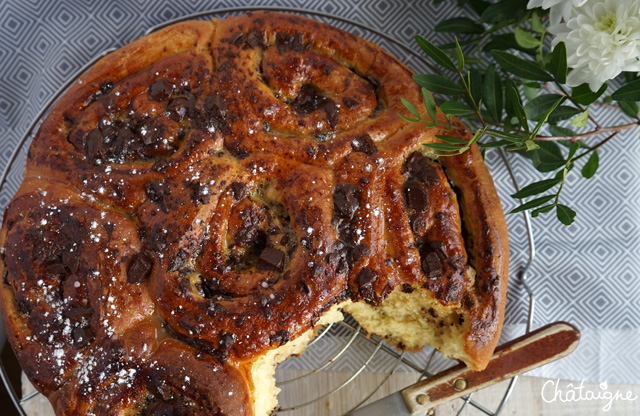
[0,6,537,416]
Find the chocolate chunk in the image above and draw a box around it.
[137,117,162,145]
[45,262,67,276]
[404,180,429,212]
[342,97,358,108]
[351,134,377,155]
[231,182,246,200]
[71,326,94,349]
[205,300,225,316]
[410,214,425,236]
[333,183,361,220]
[246,31,264,49]
[85,129,103,161]
[17,298,31,316]
[178,278,191,293]
[187,181,210,205]
[151,158,169,172]
[357,267,378,300]
[127,252,153,284]
[62,250,80,274]
[422,252,443,279]
[270,329,290,345]
[63,306,94,323]
[405,151,441,185]
[321,99,339,129]
[291,84,323,115]
[169,249,189,273]
[148,379,173,401]
[257,247,285,272]
[234,226,258,247]
[275,32,304,54]
[219,332,236,350]
[99,81,114,94]
[165,97,189,122]
[149,78,174,101]
[351,244,370,264]
[145,180,171,213]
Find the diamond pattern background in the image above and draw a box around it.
[1,0,639,385]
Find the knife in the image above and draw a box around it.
[347,321,580,416]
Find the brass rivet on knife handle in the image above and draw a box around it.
[401,321,580,415]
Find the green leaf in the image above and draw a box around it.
[425,142,464,151]
[398,114,421,123]
[532,97,564,138]
[435,17,485,34]
[525,140,540,151]
[514,27,540,49]
[531,12,545,33]
[549,42,567,84]
[508,87,529,133]
[524,94,564,121]
[512,178,562,199]
[618,100,639,118]
[479,139,512,148]
[548,125,575,137]
[440,101,476,117]
[510,194,557,213]
[527,141,566,172]
[469,0,491,16]
[531,204,555,217]
[611,78,640,101]
[490,50,553,81]
[482,64,503,123]
[571,109,589,127]
[481,1,528,23]
[468,69,483,105]
[413,74,466,95]
[415,35,457,72]
[436,134,468,144]
[548,105,582,123]
[422,88,437,122]
[567,141,580,160]
[556,204,577,225]
[581,150,599,179]
[571,83,608,105]
[401,98,420,118]
[454,37,465,71]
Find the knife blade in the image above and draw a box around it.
[347,321,580,416]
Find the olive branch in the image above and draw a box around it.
[402,0,640,226]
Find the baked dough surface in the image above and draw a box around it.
[0,11,508,416]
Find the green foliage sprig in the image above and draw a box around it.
[403,0,640,225]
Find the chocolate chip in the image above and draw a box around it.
[270,329,290,345]
[351,134,377,155]
[178,278,191,293]
[45,262,67,276]
[127,252,153,284]
[342,97,358,108]
[231,182,246,200]
[404,180,429,212]
[206,300,225,316]
[62,251,80,274]
[169,249,189,273]
[148,379,173,401]
[234,226,258,247]
[149,79,174,101]
[357,267,378,300]
[422,252,443,279]
[71,326,94,349]
[333,183,361,220]
[257,247,285,272]
[246,31,264,49]
[235,316,245,327]
[17,298,31,316]
[405,151,441,185]
[166,97,189,122]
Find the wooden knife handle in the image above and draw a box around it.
[401,321,580,414]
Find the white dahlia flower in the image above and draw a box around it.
[527,0,588,25]
[549,0,640,91]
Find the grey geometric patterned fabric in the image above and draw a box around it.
[1,0,639,386]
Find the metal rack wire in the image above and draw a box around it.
[0,7,537,416]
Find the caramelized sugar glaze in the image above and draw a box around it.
[0,12,508,415]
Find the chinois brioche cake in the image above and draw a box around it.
[0,11,508,416]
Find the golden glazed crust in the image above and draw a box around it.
[0,11,508,416]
